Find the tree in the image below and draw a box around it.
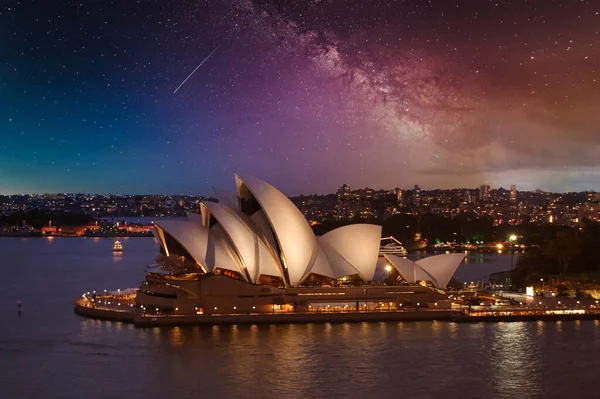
[544,235,581,275]
[381,214,419,245]
[577,219,600,272]
[515,247,557,275]
[419,213,448,243]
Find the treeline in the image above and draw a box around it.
[515,219,600,282]
[0,210,93,229]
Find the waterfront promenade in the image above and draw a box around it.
[74,292,600,327]
[73,295,455,326]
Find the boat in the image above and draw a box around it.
[379,236,408,257]
[433,242,453,250]
[112,240,123,253]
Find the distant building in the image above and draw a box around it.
[337,184,351,200]
[479,184,490,200]
[413,185,421,206]
[394,188,403,203]
[510,185,517,203]
[577,206,586,222]
[464,190,472,204]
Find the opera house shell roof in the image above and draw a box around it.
[383,253,465,289]
[151,174,463,289]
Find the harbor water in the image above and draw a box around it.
[1,237,599,398]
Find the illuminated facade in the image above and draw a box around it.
[136,174,464,316]
[151,173,384,287]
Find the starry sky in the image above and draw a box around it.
[1,0,599,195]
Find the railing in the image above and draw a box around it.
[461,307,600,317]
[76,296,136,312]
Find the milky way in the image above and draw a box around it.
[1,0,599,194]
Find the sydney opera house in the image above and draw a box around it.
[135,174,465,316]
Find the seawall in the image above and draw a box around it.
[133,310,455,327]
[74,303,135,323]
[74,301,453,326]
[74,301,600,326]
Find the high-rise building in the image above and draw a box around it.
[337,184,351,200]
[510,185,517,203]
[464,190,472,203]
[479,184,490,200]
[394,188,403,203]
[577,206,586,222]
[413,185,421,206]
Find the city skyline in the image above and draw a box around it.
[3,179,598,225]
[2,1,599,195]
[0,182,598,197]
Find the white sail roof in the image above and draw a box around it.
[373,256,390,281]
[414,263,437,283]
[207,224,247,279]
[154,220,245,279]
[384,254,418,283]
[185,211,203,225]
[384,253,463,288]
[202,201,257,281]
[415,253,465,288]
[319,224,382,281]
[235,174,318,286]
[319,240,361,278]
[255,235,283,277]
[152,223,169,255]
[249,209,279,258]
[235,210,283,277]
[302,245,336,280]
[201,201,281,282]
[153,220,210,272]
[150,226,163,248]
[151,174,384,287]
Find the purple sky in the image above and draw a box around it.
[1,0,599,195]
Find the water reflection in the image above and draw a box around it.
[536,320,544,337]
[5,236,600,399]
[556,320,563,334]
[46,318,600,398]
[168,326,184,345]
[431,320,441,335]
[490,323,541,396]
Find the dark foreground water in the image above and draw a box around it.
[1,238,600,398]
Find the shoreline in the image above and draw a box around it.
[73,301,455,326]
[0,233,153,238]
[73,299,600,327]
[452,313,600,323]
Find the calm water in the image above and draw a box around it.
[1,237,600,399]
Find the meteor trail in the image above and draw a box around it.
[173,43,222,94]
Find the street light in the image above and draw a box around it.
[509,234,517,290]
[384,265,392,284]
